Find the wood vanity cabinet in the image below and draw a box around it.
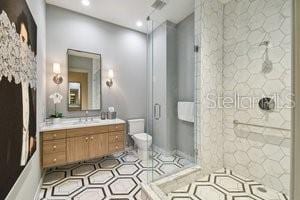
[41,123,125,168]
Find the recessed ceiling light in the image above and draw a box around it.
[81,0,90,6]
[136,20,143,27]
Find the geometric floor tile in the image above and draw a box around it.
[99,159,120,169]
[169,168,289,200]
[159,163,182,174]
[157,154,176,162]
[43,171,66,185]
[249,184,288,200]
[116,164,139,176]
[108,177,138,195]
[136,169,161,182]
[39,149,192,199]
[52,178,84,196]
[72,187,106,200]
[193,185,227,200]
[71,164,96,176]
[214,175,245,193]
[88,170,115,185]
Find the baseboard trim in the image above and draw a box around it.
[34,170,46,200]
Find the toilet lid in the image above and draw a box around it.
[133,133,152,141]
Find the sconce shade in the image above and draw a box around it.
[53,63,61,74]
[108,69,114,79]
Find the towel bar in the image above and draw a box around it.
[233,120,290,131]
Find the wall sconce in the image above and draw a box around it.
[106,69,114,88]
[53,63,63,85]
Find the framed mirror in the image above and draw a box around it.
[67,49,102,111]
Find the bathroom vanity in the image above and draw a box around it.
[40,119,126,168]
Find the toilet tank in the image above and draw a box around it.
[128,119,145,135]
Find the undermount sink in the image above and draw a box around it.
[41,117,125,132]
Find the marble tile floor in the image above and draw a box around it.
[38,150,193,200]
[169,168,289,200]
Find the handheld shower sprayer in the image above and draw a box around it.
[259,41,272,74]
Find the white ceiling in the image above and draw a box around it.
[45,0,195,33]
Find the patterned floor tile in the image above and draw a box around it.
[39,150,192,200]
[169,168,289,200]
[88,170,115,185]
[108,177,138,195]
[71,164,96,176]
[52,178,84,196]
[116,164,140,176]
[72,187,106,200]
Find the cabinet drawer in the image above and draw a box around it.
[109,124,125,132]
[43,152,66,167]
[109,142,124,153]
[67,126,109,138]
[109,132,124,143]
[43,130,66,141]
[43,140,66,154]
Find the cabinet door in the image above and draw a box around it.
[67,136,89,163]
[89,133,108,159]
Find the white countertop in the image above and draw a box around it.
[40,117,126,132]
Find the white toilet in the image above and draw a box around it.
[128,119,152,160]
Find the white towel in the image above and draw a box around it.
[178,102,194,123]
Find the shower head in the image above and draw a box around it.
[151,0,167,10]
[260,41,273,73]
[259,41,270,47]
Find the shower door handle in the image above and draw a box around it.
[154,103,161,120]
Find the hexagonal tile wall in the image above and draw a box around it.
[195,0,224,175]
[169,168,288,200]
[222,0,291,195]
[38,150,192,199]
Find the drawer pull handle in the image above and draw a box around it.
[53,158,57,163]
[91,136,94,140]
[53,145,57,150]
[53,134,57,138]
[115,136,119,139]
[85,137,89,141]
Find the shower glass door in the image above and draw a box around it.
[146,0,196,183]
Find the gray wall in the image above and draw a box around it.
[176,14,195,158]
[6,0,46,199]
[46,5,147,120]
[151,21,178,153]
[166,22,178,152]
[151,22,168,150]
[150,16,195,156]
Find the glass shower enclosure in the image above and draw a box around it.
[145,0,197,182]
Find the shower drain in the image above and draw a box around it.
[257,187,268,193]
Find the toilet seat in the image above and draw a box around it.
[133,133,152,141]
